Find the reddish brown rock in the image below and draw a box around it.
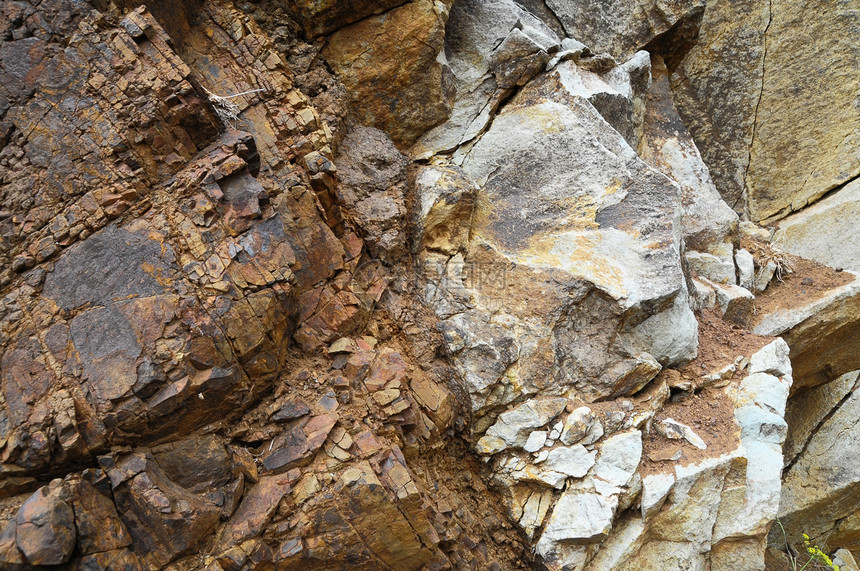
[15,480,75,565]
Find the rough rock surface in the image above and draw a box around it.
[1,0,858,569]
[671,0,860,221]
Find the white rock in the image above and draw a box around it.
[687,248,736,285]
[773,177,860,272]
[539,490,617,546]
[641,473,675,520]
[735,406,788,444]
[593,430,643,487]
[524,430,548,453]
[561,407,595,445]
[735,249,755,290]
[484,397,568,450]
[543,445,598,478]
[747,338,791,378]
[736,372,789,417]
[657,418,707,450]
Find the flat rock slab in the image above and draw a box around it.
[751,273,860,390]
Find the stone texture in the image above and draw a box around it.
[639,56,738,254]
[423,58,697,417]
[411,0,560,159]
[752,274,860,390]
[670,0,769,213]
[287,0,407,38]
[323,0,455,147]
[773,178,860,271]
[775,383,860,552]
[15,480,75,565]
[744,0,860,221]
[545,0,705,61]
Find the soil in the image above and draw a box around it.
[638,309,772,478]
[639,382,739,477]
[677,308,772,385]
[743,238,854,322]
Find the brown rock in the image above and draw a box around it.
[219,474,292,547]
[15,480,75,565]
[110,455,220,567]
[69,477,132,556]
[323,0,455,146]
[288,0,407,38]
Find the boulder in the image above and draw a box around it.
[15,480,76,565]
[411,0,560,159]
[323,0,455,146]
[751,274,860,390]
[421,59,697,416]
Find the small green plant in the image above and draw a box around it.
[776,519,841,571]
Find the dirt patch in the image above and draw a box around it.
[639,382,740,477]
[638,309,772,477]
[678,308,772,386]
[743,238,854,323]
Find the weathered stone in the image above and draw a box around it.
[670,0,769,212]
[657,418,706,450]
[15,480,75,565]
[110,455,220,567]
[751,274,860,390]
[744,0,860,221]
[783,370,860,465]
[323,0,455,147]
[736,249,755,291]
[545,0,705,60]
[334,127,409,260]
[69,477,132,556]
[542,445,597,478]
[774,384,860,551]
[479,398,568,452]
[411,0,560,159]
[593,430,642,487]
[287,0,406,38]
[219,474,292,547]
[639,55,738,253]
[773,178,860,272]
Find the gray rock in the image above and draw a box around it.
[747,338,791,378]
[538,490,616,548]
[657,418,706,450]
[479,398,568,452]
[686,248,736,285]
[545,0,705,60]
[639,56,739,253]
[773,178,860,272]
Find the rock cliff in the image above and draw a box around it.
[0,0,858,569]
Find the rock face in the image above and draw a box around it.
[544,0,705,61]
[671,0,860,221]
[773,178,860,272]
[323,0,455,147]
[1,0,859,569]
